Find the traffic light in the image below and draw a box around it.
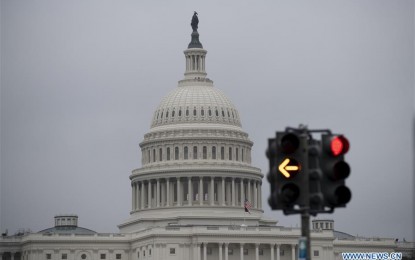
[320,134,351,208]
[308,138,324,214]
[267,131,307,213]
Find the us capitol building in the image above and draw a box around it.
[1,14,413,260]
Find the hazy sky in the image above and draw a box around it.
[1,1,414,241]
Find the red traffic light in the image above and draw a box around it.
[329,135,349,156]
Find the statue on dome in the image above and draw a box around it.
[191,11,199,31]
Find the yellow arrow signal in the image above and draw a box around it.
[278,158,300,178]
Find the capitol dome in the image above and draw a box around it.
[119,15,264,233]
[151,83,242,129]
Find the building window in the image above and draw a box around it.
[193,108,197,116]
[62,254,67,260]
[241,149,244,162]
[228,249,233,255]
[137,252,140,259]
[259,249,264,256]
[207,248,212,255]
[166,111,169,118]
[143,251,145,257]
[115,254,121,260]
[229,147,232,160]
[236,148,239,161]
[280,250,285,256]
[314,250,319,257]
[169,248,176,255]
[209,109,212,116]
[153,149,156,162]
[148,150,150,163]
[46,254,52,260]
[179,109,182,116]
[212,146,216,159]
[184,146,188,159]
[201,109,204,116]
[149,249,151,256]
[215,110,219,116]
[203,146,207,159]
[81,254,86,260]
[172,110,175,117]
[175,147,179,160]
[167,147,170,160]
[193,146,198,159]
[186,109,189,116]
[221,147,225,160]
[243,248,249,255]
[100,254,106,260]
[159,148,162,161]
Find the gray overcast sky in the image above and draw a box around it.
[1,1,414,240]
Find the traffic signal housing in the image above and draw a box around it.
[267,131,307,213]
[320,134,351,208]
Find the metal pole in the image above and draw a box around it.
[301,209,311,260]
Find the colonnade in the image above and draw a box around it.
[131,176,262,211]
[194,242,296,260]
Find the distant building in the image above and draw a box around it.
[1,15,413,260]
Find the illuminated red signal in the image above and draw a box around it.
[330,136,349,156]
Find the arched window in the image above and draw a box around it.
[159,148,162,161]
[212,146,216,159]
[167,147,171,161]
[193,146,198,159]
[179,110,182,116]
[193,108,197,116]
[201,109,204,116]
[236,148,239,161]
[203,146,207,159]
[175,147,179,160]
[221,147,225,160]
[153,149,156,162]
[186,109,189,116]
[216,110,219,116]
[222,110,225,117]
[184,146,188,159]
[241,148,244,162]
[209,109,212,116]
[172,110,175,117]
[229,147,232,160]
[166,111,169,118]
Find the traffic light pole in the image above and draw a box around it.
[298,128,311,260]
[301,209,311,260]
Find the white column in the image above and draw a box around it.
[276,244,280,260]
[161,181,165,206]
[254,181,258,208]
[166,179,170,207]
[177,178,181,206]
[258,183,262,209]
[291,245,296,260]
[231,178,235,206]
[248,180,251,203]
[240,180,244,206]
[255,244,259,260]
[203,243,207,260]
[210,177,214,205]
[188,177,193,206]
[219,243,223,260]
[199,177,203,205]
[148,181,152,208]
[137,182,140,209]
[270,244,274,260]
[156,179,160,207]
[221,177,226,206]
[141,182,145,209]
[224,243,229,260]
[132,183,136,210]
[240,243,244,260]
